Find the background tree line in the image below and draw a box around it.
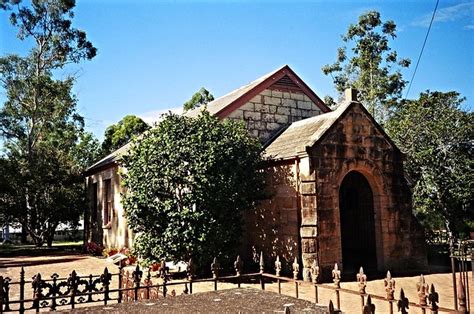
[323,10,473,238]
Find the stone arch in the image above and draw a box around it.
[335,161,386,272]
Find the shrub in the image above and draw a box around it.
[121,112,265,270]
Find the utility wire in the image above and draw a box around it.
[405,0,439,99]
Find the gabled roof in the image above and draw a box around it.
[184,65,330,118]
[85,65,330,175]
[263,101,400,160]
[84,142,132,175]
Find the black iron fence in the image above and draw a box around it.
[0,252,470,313]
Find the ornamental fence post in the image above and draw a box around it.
[211,257,220,291]
[19,267,25,314]
[275,256,282,294]
[234,256,243,288]
[132,265,142,301]
[384,271,395,314]
[332,263,341,309]
[292,257,299,299]
[67,270,78,309]
[428,283,439,314]
[0,276,4,314]
[118,260,124,303]
[310,259,319,304]
[357,267,367,310]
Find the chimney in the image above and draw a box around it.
[345,88,358,102]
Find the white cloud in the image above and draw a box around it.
[412,2,474,27]
[137,106,183,125]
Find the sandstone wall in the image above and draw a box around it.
[243,161,300,275]
[85,166,134,249]
[309,104,427,278]
[227,89,322,142]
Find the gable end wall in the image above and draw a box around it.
[226,89,322,142]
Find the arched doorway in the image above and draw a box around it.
[339,171,377,273]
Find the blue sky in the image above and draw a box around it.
[1,0,473,140]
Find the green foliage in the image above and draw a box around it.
[101,115,150,156]
[322,10,410,121]
[121,112,265,269]
[0,0,97,246]
[183,87,215,112]
[386,91,473,237]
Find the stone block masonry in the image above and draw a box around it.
[227,89,322,142]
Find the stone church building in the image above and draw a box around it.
[84,65,426,279]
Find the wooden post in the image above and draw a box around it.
[259,252,265,290]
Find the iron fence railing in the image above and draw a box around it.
[0,251,469,313]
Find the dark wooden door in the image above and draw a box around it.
[339,171,377,273]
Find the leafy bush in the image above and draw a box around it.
[121,112,265,270]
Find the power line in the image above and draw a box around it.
[405,0,439,99]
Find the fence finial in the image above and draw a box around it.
[328,300,335,314]
[384,270,395,300]
[416,274,428,306]
[275,256,282,277]
[310,259,319,284]
[234,255,243,276]
[357,267,367,294]
[259,252,264,274]
[211,257,220,279]
[363,295,375,313]
[292,257,299,280]
[131,265,142,285]
[332,263,340,288]
[397,288,409,314]
[428,283,439,312]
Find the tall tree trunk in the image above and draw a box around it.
[47,234,53,247]
[21,223,28,244]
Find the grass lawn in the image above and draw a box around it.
[0,240,83,257]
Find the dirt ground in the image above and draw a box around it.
[0,254,472,313]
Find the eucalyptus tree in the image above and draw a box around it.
[322,10,410,122]
[0,0,97,246]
